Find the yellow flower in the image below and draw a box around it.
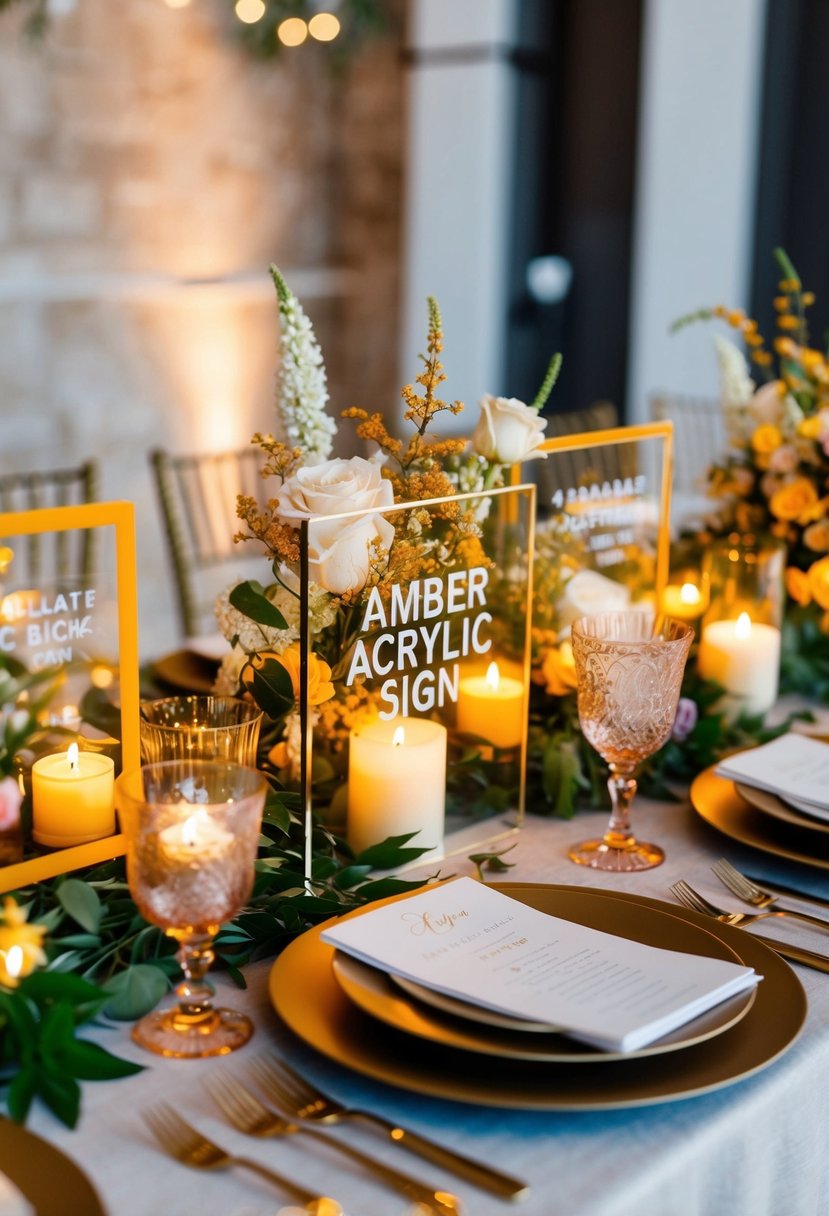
[769,477,819,522]
[799,415,823,440]
[804,521,829,553]
[263,643,335,706]
[268,741,290,768]
[808,557,829,610]
[0,547,13,575]
[0,897,47,988]
[751,424,783,455]
[540,641,578,697]
[786,567,812,606]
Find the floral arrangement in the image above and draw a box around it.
[215,267,558,820]
[674,248,829,699]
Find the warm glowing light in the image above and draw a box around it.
[5,945,23,979]
[235,0,265,22]
[309,11,340,40]
[0,547,13,575]
[485,661,500,692]
[679,582,702,606]
[163,0,192,8]
[278,16,308,45]
[181,812,202,847]
[67,742,80,771]
[90,665,115,690]
[735,612,752,639]
[392,725,405,747]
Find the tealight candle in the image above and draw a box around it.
[32,743,115,848]
[698,612,781,717]
[660,581,706,623]
[348,718,447,854]
[456,661,525,748]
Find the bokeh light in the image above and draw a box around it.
[235,0,265,23]
[277,16,308,46]
[308,12,341,41]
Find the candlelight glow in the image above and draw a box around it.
[679,582,702,606]
[0,547,13,575]
[278,16,308,46]
[4,944,23,980]
[181,812,203,847]
[485,661,500,692]
[392,725,405,747]
[309,12,341,41]
[735,612,752,639]
[235,0,265,23]
[67,742,80,772]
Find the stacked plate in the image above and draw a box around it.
[691,766,829,872]
[269,884,807,1111]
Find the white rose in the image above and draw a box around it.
[556,569,631,632]
[471,396,548,463]
[274,456,395,595]
[274,456,394,520]
[307,513,395,595]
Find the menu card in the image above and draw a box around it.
[717,733,829,812]
[322,878,759,1052]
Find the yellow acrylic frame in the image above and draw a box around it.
[0,501,139,892]
[514,420,674,600]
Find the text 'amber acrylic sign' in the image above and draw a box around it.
[0,501,139,892]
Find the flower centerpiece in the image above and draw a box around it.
[674,248,829,700]
[215,267,559,839]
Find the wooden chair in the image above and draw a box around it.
[150,447,270,639]
[0,461,98,584]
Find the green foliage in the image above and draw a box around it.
[229,580,289,630]
[0,971,142,1128]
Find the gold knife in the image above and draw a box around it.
[754,936,829,972]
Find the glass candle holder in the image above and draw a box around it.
[140,696,262,765]
[697,535,785,719]
[116,760,267,1058]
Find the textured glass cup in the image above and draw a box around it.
[569,611,693,871]
[116,760,267,1057]
[140,695,262,765]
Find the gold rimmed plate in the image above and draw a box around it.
[269,884,806,1110]
[692,767,829,871]
[333,946,756,1063]
[151,649,219,694]
[0,1118,105,1216]
[735,781,829,836]
[392,973,564,1033]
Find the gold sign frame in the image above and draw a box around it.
[0,501,139,892]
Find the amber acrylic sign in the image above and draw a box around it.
[0,502,139,892]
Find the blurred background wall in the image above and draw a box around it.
[0,0,826,656]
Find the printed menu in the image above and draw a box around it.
[322,878,759,1052]
[716,733,829,811]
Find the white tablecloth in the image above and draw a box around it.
[18,795,829,1216]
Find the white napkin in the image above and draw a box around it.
[716,733,829,812]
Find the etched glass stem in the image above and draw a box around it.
[605,767,637,845]
[174,935,216,1017]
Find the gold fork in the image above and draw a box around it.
[249,1053,528,1200]
[143,1102,343,1215]
[711,859,829,931]
[204,1072,464,1216]
[669,880,829,973]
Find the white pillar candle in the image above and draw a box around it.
[32,743,115,848]
[456,661,525,748]
[698,612,781,717]
[347,718,447,854]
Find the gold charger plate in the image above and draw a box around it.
[269,884,805,1110]
[0,1117,105,1216]
[151,650,219,694]
[735,781,829,838]
[334,947,756,1063]
[691,767,829,872]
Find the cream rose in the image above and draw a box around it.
[471,396,548,463]
[274,456,395,595]
[556,570,631,632]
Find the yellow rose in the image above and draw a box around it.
[751,424,783,454]
[540,641,578,697]
[0,897,47,988]
[804,521,829,553]
[807,557,829,611]
[785,567,812,607]
[769,477,819,522]
[799,416,823,440]
[248,643,334,706]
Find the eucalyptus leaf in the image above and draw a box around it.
[56,1040,143,1082]
[229,580,288,629]
[103,964,169,1020]
[57,880,102,934]
[33,1065,81,1129]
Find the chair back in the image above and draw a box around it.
[150,447,268,639]
[531,402,634,511]
[0,461,98,584]
[649,393,726,495]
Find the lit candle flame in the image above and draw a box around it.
[485,661,500,692]
[735,612,752,639]
[5,944,24,979]
[181,811,205,848]
[392,725,405,747]
[679,582,701,606]
[67,742,79,772]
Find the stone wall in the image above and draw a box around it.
[0,0,405,656]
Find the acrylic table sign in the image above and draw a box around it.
[0,501,140,891]
[296,483,536,879]
[516,420,674,663]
